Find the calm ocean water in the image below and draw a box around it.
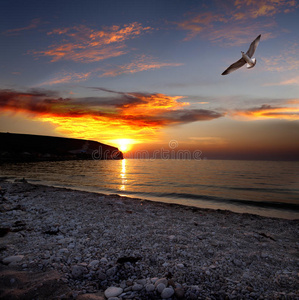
[1,159,299,219]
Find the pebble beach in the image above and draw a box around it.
[0,179,298,299]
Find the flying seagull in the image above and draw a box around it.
[221,34,261,75]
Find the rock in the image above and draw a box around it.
[100,257,108,264]
[97,270,106,281]
[117,256,142,264]
[72,265,85,278]
[145,284,155,292]
[106,266,117,277]
[154,278,168,287]
[2,255,24,265]
[136,279,147,285]
[233,259,242,267]
[132,284,143,291]
[107,298,119,300]
[161,287,174,298]
[104,287,123,298]
[77,294,105,300]
[156,283,166,293]
[151,277,159,284]
[89,260,100,269]
[177,263,184,268]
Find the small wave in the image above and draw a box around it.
[116,190,299,212]
[227,186,299,194]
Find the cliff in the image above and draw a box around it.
[0,132,123,162]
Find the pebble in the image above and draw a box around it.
[161,287,174,298]
[132,283,143,291]
[145,283,155,292]
[104,287,123,298]
[154,278,168,287]
[2,255,24,265]
[136,279,147,285]
[106,266,117,277]
[72,265,85,278]
[156,283,166,293]
[89,260,100,269]
[0,181,298,300]
[151,277,159,284]
[97,270,106,281]
[100,257,108,264]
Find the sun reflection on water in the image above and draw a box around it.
[120,159,127,190]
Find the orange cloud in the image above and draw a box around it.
[100,55,183,77]
[38,56,182,85]
[234,0,297,18]
[31,23,152,63]
[0,88,223,142]
[232,104,299,120]
[177,12,227,41]
[177,12,274,45]
[2,18,40,35]
[203,22,273,46]
[264,75,299,86]
[279,76,299,85]
[38,71,94,86]
[287,99,299,104]
[177,0,295,42]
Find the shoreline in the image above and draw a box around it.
[0,179,298,299]
[2,175,299,221]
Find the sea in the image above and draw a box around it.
[1,159,299,220]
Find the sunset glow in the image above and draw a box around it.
[114,139,134,152]
[0,0,298,160]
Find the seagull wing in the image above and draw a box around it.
[246,34,261,58]
[221,57,246,75]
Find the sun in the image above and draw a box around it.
[115,139,133,152]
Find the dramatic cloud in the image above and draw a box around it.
[177,0,295,43]
[232,104,299,120]
[2,18,41,35]
[0,88,223,141]
[31,22,152,63]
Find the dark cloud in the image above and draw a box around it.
[0,88,223,127]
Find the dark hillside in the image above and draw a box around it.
[0,132,123,162]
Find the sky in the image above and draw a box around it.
[0,0,299,160]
